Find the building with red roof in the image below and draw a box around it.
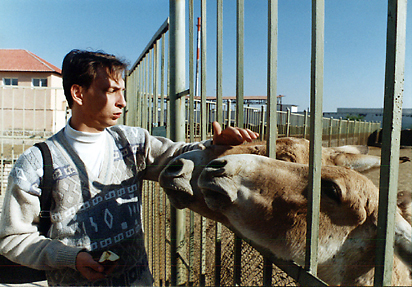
[0,49,62,88]
[0,49,67,134]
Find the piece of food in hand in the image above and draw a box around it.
[98,251,120,274]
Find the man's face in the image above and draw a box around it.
[79,67,126,132]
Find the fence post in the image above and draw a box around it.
[305,0,324,277]
[234,1,245,284]
[338,117,342,146]
[148,50,153,134]
[236,0,245,129]
[286,108,291,137]
[264,2,279,279]
[328,117,333,147]
[260,105,265,141]
[169,0,187,285]
[303,110,308,139]
[227,99,232,127]
[374,0,407,285]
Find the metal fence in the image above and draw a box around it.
[124,1,405,286]
[0,86,67,193]
[0,1,404,286]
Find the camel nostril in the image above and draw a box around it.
[207,159,227,170]
[165,159,184,175]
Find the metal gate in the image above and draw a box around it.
[124,1,406,286]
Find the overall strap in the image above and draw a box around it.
[34,142,53,236]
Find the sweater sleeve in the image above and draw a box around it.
[0,147,83,270]
[140,128,212,182]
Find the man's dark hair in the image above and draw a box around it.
[62,49,128,108]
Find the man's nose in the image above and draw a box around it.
[117,92,127,108]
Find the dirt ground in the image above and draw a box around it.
[362,146,412,194]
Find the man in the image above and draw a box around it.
[0,50,258,286]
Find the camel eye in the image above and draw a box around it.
[321,179,342,205]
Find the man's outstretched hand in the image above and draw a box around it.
[212,121,259,145]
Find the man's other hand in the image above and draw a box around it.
[76,252,106,281]
[212,121,259,145]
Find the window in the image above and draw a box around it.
[3,78,18,86]
[32,78,48,87]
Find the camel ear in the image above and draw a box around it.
[394,212,412,270]
[332,145,369,155]
[334,153,381,172]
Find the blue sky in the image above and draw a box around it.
[1,0,411,112]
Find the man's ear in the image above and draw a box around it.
[71,84,83,106]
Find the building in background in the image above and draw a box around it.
[323,108,412,129]
[0,49,67,133]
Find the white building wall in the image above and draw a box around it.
[323,108,412,129]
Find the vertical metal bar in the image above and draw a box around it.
[267,0,278,156]
[233,235,242,286]
[160,33,166,127]
[133,67,138,126]
[346,119,350,145]
[198,2,207,286]
[215,221,222,287]
[11,88,15,162]
[32,88,35,136]
[245,107,250,130]
[148,50,153,133]
[125,71,131,126]
[229,11,244,285]
[22,88,26,150]
[169,1,187,285]
[234,2,245,284]
[189,0,194,143]
[286,108,291,137]
[227,99,232,126]
[42,89,47,138]
[374,0,407,285]
[201,0,207,141]
[125,72,131,126]
[216,0,223,125]
[137,63,142,127]
[143,57,148,130]
[154,42,159,127]
[236,0,244,129]
[166,34,171,140]
[139,63,143,127]
[187,2,195,284]
[303,110,308,139]
[338,117,342,146]
[305,0,324,276]
[214,3,224,285]
[260,105,265,141]
[328,117,333,147]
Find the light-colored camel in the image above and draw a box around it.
[196,154,411,286]
[159,138,383,224]
[159,140,411,286]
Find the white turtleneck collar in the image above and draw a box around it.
[63,119,107,177]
